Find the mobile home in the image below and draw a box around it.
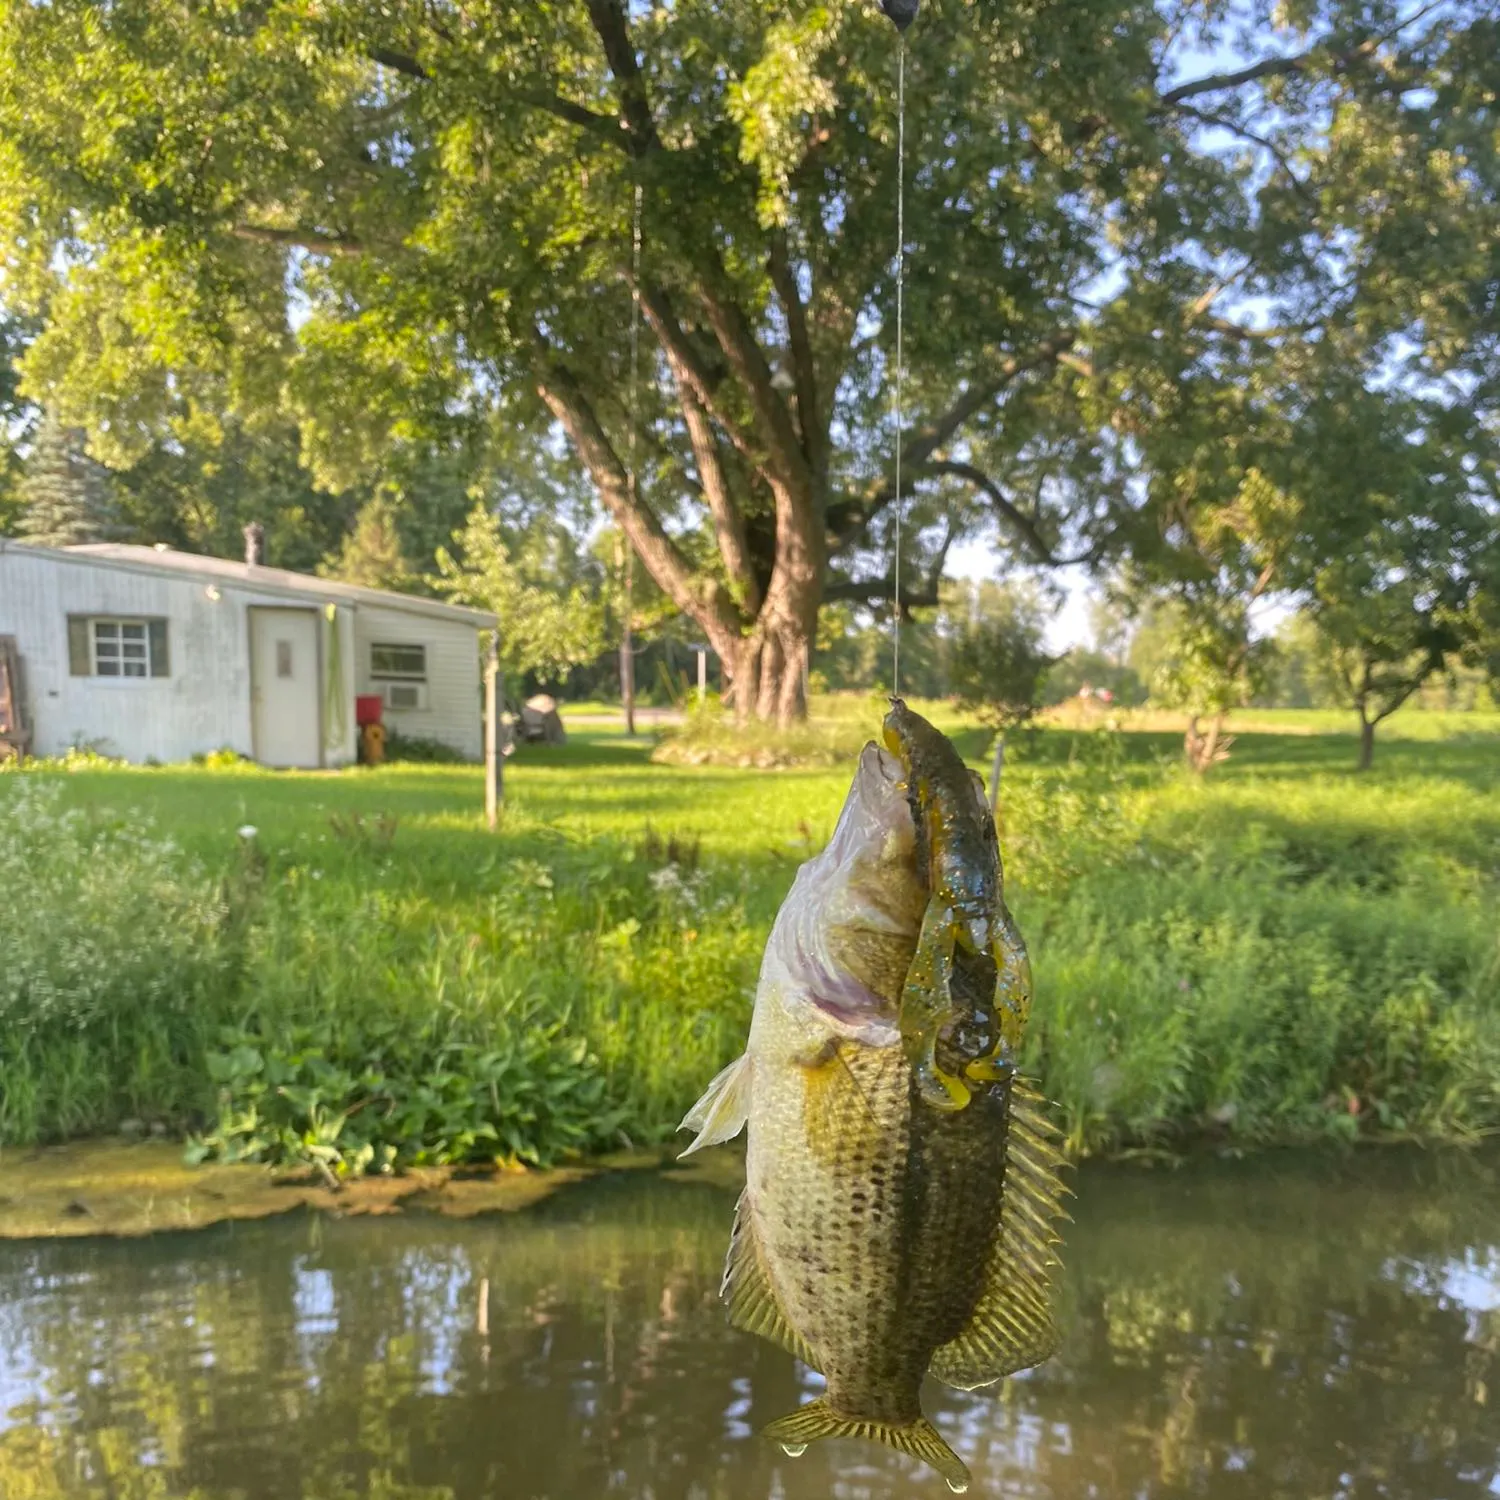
[0,539,495,766]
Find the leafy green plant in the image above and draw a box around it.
[189,1017,618,1177]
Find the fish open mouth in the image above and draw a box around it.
[765,741,924,1043]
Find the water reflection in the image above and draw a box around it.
[0,1147,1496,1498]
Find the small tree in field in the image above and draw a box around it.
[948,580,1055,806]
[1302,415,1496,770]
[1148,600,1273,774]
[435,504,608,694]
[1310,573,1476,771]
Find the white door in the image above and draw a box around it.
[249,608,322,768]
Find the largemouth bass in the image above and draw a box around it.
[679,701,1068,1491]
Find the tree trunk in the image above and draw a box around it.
[1184,711,1227,774]
[1200,712,1223,771]
[1358,712,1375,770]
[1184,714,1203,771]
[733,616,810,728]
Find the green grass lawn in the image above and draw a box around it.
[3,705,1498,1167]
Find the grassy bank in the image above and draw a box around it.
[1,706,1497,1169]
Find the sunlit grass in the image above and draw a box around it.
[3,703,1497,1161]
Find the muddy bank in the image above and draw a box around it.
[0,1138,746,1239]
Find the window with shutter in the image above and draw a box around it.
[65,617,171,678]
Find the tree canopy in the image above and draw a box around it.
[2,0,1498,719]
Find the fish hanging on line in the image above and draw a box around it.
[679,699,1069,1492]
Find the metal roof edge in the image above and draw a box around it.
[2,541,496,628]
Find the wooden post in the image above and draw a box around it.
[622,557,636,735]
[615,530,636,736]
[988,733,1006,817]
[697,647,707,704]
[484,635,502,829]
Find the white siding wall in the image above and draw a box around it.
[0,549,359,766]
[354,604,483,760]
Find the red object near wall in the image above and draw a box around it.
[356,694,384,727]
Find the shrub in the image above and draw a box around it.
[1020,773,1500,1153]
[0,779,234,1141]
[383,727,471,764]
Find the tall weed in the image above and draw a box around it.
[2,738,1496,1168]
[1024,775,1500,1153]
[0,780,233,1141]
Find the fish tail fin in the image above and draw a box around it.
[763,1399,971,1493]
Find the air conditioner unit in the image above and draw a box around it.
[382,681,429,712]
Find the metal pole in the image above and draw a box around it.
[697,647,707,704]
[618,531,636,735]
[484,634,502,829]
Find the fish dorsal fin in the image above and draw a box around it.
[763,1398,971,1493]
[677,1054,752,1158]
[929,1078,1071,1391]
[721,1189,820,1371]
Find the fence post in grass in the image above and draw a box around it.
[988,732,1006,818]
[484,634,502,829]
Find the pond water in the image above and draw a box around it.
[1,1146,1497,1499]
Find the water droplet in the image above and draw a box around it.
[945,1481,969,1494]
[780,1443,808,1458]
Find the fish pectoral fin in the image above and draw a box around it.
[929,1078,1071,1392]
[763,1399,971,1494]
[676,1054,752,1158]
[721,1190,819,1370]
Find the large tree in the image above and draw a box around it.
[2,1,1498,720]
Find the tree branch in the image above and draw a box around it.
[825,331,1075,544]
[769,230,824,479]
[694,272,813,498]
[910,332,1077,468]
[517,90,630,140]
[535,346,739,641]
[230,223,363,257]
[1160,4,1445,107]
[366,45,629,143]
[368,48,428,79]
[824,575,940,610]
[634,281,758,464]
[1161,48,1326,105]
[678,380,761,616]
[925,515,960,600]
[927,459,1097,567]
[584,0,659,152]
[1173,103,1318,207]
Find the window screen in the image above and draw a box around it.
[370,643,427,680]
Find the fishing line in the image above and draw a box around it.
[628,181,643,487]
[621,181,643,722]
[890,40,907,697]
